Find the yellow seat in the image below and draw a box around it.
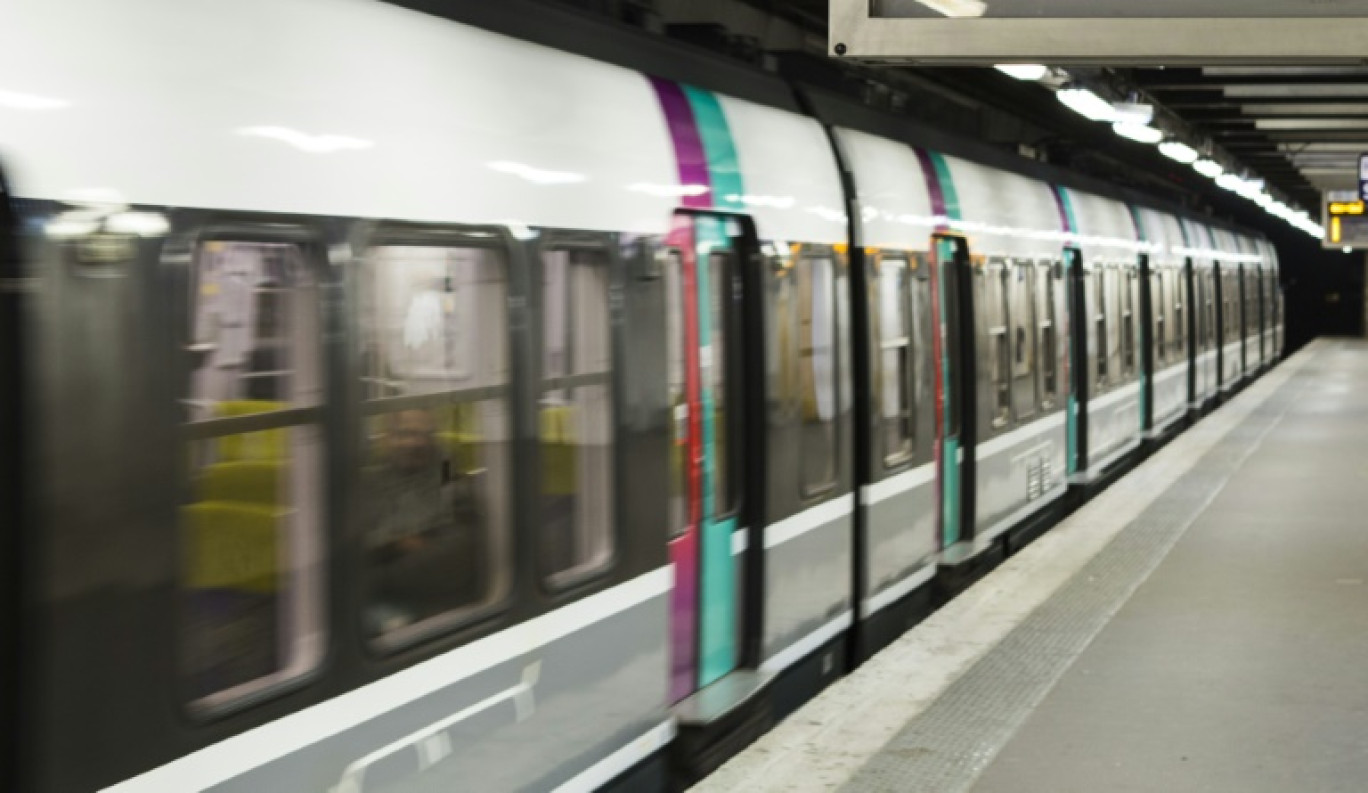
[215,400,288,461]
[198,461,283,506]
[182,501,284,594]
[541,405,579,496]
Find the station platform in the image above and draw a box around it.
[695,338,1368,793]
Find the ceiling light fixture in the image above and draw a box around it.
[1216,173,1245,192]
[1113,122,1164,145]
[1057,87,1118,123]
[1159,141,1200,164]
[994,64,1049,81]
[1193,159,1224,179]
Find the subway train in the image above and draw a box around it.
[0,1,1283,791]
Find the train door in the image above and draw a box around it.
[666,211,751,700]
[1184,258,1196,406]
[1214,262,1226,390]
[0,163,20,793]
[1065,247,1088,476]
[931,234,971,550]
[1138,254,1154,432]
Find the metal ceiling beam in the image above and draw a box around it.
[1136,71,1368,89]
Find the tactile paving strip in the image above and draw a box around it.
[839,371,1308,793]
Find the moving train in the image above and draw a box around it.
[0,1,1282,791]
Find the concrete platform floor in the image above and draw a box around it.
[695,339,1366,793]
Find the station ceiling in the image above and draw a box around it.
[1127,67,1368,205]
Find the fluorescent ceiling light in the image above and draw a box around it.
[1110,102,1155,126]
[486,160,587,185]
[1159,141,1200,164]
[995,64,1048,81]
[237,126,373,153]
[1057,88,1118,122]
[915,0,987,17]
[1113,122,1163,144]
[1232,177,1265,200]
[1193,159,1224,178]
[0,88,69,111]
[1216,173,1244,192]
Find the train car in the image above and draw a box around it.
[1182,218,1222,413]
[1256,238,1283,370]
[826,126,944,657]
[1063,186,1146,485]
[0,1,1285,792]
[1211,227,1249,394]
[1236,233,1264,377]
[1133,206,1189,441]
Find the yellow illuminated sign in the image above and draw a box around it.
[1329,201,1365,215]
[1332,216,1343,243]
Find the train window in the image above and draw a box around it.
[992,329,1010,426]
[987,260,1011,427]
[1094,268,1109,386]
[665,250,688,539]
[1173,275,1186,359]
[180,239,325,711]
[358,242,511,648]
[541,246,616,585]
[1154,278,1165,366]
[799,252,838,496]
[708,250,739,517]
[1232,275,1239,337]
[1121,269,1136,376]
[1204,277,1216,350]
[1152,270,1165,365]
[878,256,915,465]
[1012,264,1033,381]
[1040,262,1058,408]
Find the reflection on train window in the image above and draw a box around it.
[358,243,510,647]
[180,239,324,711]
[1155,270,1168,365]
[799,252,838,496]
[541,246,616,584]
[992,329,1010,425]
[709,250,738,518]
[986,261,1011,427]
[1012,264,1033,382]
[878,257,914,465]
[1094,269,1109,385]
[1040,262,1058,407]
[665,250,688,539]
[1173,276,1186,358]
[1204,284,1216,350]
[1121,269,1136,376]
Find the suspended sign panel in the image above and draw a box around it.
[832,0,1368,64]
[1326,191,1368,249]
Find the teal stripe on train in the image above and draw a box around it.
[682,85,742,687]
